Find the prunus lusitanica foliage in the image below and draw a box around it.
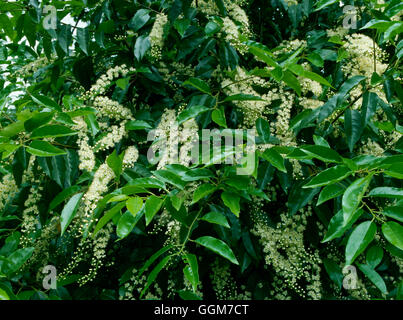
[0,0,402,300]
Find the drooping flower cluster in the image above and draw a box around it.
[82,64,135,100]
[79,163,115,235]
[0,173,18,212]
[122,146,139,169]
[93,96,134,121]
[342,33,388,79]
[149,13,168,60]
[251,206,322,299]
[152,109,199,169]
[74,117,96,172]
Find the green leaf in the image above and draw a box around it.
[138,245,173,277]
[140,255,172,298]
[383,206,403,223]
[369,187,403,199]
[361,92,378,128]
[194,236,238,265]
[192,184,216,204]
[304,166,351,188]
[76,27,89,55]
[106,150,122,178]
[183,78,211,95]
[314,0,338,11]
[117,211,137,239]
[223,94,263,102]
[200,211,230,228]
[183,253,199,291]
[134,35,150,61]
[261,148,286,173]
[317,183,345,206]
[26,140,66,157]
[384,164,403,179]
[93,202,126,237]
[366,245,383,268]
[323,258,343,289]
[24,112,54,132]
[306,52,324,67]
[256,118,271,144]
[205,21,221,36]
[129,9,150,32]
[60,193,83,236]
[30,125,77,139]
[4,247,34,275]
[211,108,227,128]
[213,0,227,16]
[358,264,388,294]
[0,288,9,300]
[176,105,209,125]
[48,186,81,211]
[126,120,152,131]
[178,290,202,300]
[126,197,143,216]
[174,18,190,37]
[300,145,342,163]
[345,221,376,265]
[382,221,403,251]
[323,208,364,243]
[30,94,62,111]
[221,191,240,217]
[288,182,320,215]
[342,175,372,223]
[313,135,330,148]
[282,70,301,96]
[145,195,164,226]
[345,109,363,152]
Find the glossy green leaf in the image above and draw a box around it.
[60,193,83,236]
[145,195,164,226]
[195,236,238,265]
[304,166,351,188]
[382,221,403,251]
[26,140,66,157]
[345,221,376,265]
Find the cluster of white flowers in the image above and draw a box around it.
[158,61,195,89]
[79,163,115,235]
[273,39,307,57]
[210,259,252,300]
[192,0,248,16]
[359,138,385,157]
[299,97,324,110]
[299,63,323,97]
[221,67,269,126]
[93,96,134,121]
[74,117,96,172]
[221,17,248,54]
[342,33,388,79]
[82,64,135,100]
[78,222,113,286]
[14,55,54,78]
[149,13,168,60]
[95,122,128,152]
[0,174,18,212]
[20,185,43,247]
[251,206,322,299]
[120,267,163,300]
[122,146,139,169]
[326,26,348,39]
[152,109,199,169]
